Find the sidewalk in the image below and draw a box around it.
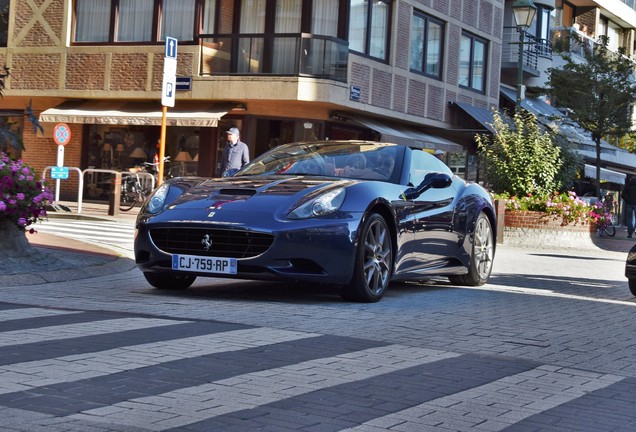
[0,201,139,287]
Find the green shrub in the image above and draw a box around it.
[477,110,562,197]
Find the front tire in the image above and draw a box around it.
[143,272,196,290]
[341,213,393,302]
[449,213,494,286]
[119,192,137,211]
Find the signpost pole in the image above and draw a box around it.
[159,36,178,186]
[52,123,71,203]
[158,106,167,185]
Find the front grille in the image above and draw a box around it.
[150,227,274,258]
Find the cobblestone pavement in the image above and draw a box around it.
[1,204,636,431]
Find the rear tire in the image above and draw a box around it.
[603,224,616,237]
[449,213,494,286]
[143,272,196,290]
[341,213,393,302]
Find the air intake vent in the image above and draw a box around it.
[150,227,273,258]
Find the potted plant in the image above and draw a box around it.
[0,153,53,255]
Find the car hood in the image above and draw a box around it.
[155,175,348,222]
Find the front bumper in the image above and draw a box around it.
[135,219,359,285]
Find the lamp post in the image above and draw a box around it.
[511,0,537,107]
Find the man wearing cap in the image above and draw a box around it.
[221,127,250,176]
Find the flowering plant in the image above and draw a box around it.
[0,152,53,232]
[494,191,597,226]
[587,201,613,230]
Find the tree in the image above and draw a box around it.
[476,110,563,197]
[546,35,636,197]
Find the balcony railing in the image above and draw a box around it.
[503,27,551,71]
[551,27,636,76]
[551,27,598,58]
[199,33,348,82]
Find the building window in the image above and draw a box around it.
[73,0,216,44]
[537,6,551,41]
[0,0,9,47]
[312,0,339,35]
[349,0,391,61]
[410,11,443,78]
[459,32,487,92]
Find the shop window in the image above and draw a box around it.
[0,113,24,158]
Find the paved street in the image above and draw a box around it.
[1,215,636,431]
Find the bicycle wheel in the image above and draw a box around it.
[603,223,616,237]
[119,191,137,211]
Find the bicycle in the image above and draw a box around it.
[119,157,172,211]
[119,172,147,212]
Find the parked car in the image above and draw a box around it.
[626,244,636,295]
[134,140,497,302]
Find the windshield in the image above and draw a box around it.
[237,141,403,182]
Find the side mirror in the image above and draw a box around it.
[403,172,452,199]
[427,172,453,189]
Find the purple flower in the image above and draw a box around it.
[0,152,53,231]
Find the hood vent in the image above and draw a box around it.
[214,189,257,200]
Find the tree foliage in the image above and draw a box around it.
[546,35,636,197]
[552,133,584,192]
[476,110,563,197]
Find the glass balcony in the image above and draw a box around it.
[199,33,348,83]
[551,27,636,74]
[551,27,597,57]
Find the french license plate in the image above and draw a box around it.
[172,254,237,275]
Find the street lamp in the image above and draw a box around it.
[511,0,537,106]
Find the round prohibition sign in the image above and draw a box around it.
[53,123,71,146]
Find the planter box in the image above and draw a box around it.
[503,210,596,249]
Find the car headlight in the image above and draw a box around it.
[146,183,170,214]
[288,187,346,219]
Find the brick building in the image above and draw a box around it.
[2,0,504,201]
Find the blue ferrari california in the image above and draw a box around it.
[134,140,496,302]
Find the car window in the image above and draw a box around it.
[408,150,453,186]
[237,141,402,182]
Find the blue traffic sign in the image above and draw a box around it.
[165,37,178,59]
[51,166,69,180]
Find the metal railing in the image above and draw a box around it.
[502,27,551,70]
[550,27,636,78]
[41,167,158,216]
[42,166,84,212]
[199,33,348,82]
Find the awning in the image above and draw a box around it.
[345,114,464,153]
[453,102,496,133]
[39,100,236,127]
[584,164,626,184]
[500,87,564,119]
